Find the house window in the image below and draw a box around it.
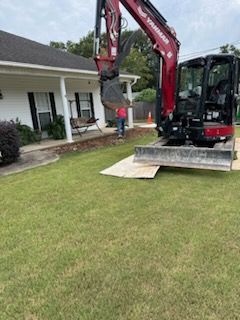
[34,92,52,131]
[79,93,93,118]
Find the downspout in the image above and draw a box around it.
[130,76,138,89]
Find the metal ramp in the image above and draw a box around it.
[134,138,235,171]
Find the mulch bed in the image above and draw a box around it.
[46,128,154,155]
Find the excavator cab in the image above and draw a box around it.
[164,54,237,144]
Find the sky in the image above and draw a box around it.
[0,0,240,59]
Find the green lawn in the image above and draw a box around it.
[235,126,240,138]
[1,132,240,320]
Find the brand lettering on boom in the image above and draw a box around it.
[147,17,170,45]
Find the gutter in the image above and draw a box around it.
[0,60,140,81]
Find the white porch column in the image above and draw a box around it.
[60,77,73,143]
[126,82,134,128]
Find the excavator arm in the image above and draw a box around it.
[94,0,180,128]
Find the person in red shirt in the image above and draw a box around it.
[116,107,127,138]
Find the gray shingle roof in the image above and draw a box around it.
[0,30,97,72]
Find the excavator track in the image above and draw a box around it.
[134,138,235,171]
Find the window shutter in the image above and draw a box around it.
[89,93,95,118]
[75,93,81,117]
[49,92,57,120]
[28,92,39,130]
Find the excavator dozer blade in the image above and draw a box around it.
[134,138,235,171]
[101,77,130,110]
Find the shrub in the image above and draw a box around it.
[134,88,156,103]
[0,121,20,165]
[15,119,41,146]
[47,115,66,140]
[106,119,117,127]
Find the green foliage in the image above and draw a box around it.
[118,30,158,88]
[106,119,117,127]
[47,115,66,140]
[121,48,153,91]
[220,44,240,57]
[135,88,156,103]
[0,120,20,165]
[15,119,41,146]
[49,29,157,90]
[49,41,66,50]
[50,32,95,58]
[68,31,95,57]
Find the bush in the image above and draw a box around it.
[106,119,117,127]
[134,88,156,103]
[15,119,41,146]
[47,115,66,140]
[0,121,20,165]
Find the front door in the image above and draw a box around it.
[34,92,52,137]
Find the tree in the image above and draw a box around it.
[120,30,157,88]
[135,88,156,103]
[49,41,66,50]
[49,29,156,90]
[220,44,240,57]
[121,48,153,92]
[67,32,95,57]
[50,32,96,57]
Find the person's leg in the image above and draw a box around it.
[117,118,122,137]
[122,119,125,136]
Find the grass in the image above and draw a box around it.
[235,126,240,138]
[1,132,240,320]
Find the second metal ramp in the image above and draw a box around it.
[134,138,235,171]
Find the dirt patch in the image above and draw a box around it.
[46,128,154,155]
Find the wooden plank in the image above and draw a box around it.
[100,155,160,179]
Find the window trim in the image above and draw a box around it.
[75,92,95,118]
[34,92,53,131]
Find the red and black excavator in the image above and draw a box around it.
[94,0,239,171]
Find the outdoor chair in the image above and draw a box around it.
[70,117,103,137]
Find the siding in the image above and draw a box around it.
[65,79,105,128]
[0,75,105,129]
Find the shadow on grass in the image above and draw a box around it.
[155,166,229,179]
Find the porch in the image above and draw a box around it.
[0,63,139,144]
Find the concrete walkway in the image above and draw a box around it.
[0,129,115,176]
[0,150,59,177]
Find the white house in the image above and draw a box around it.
[0,30,139,142]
